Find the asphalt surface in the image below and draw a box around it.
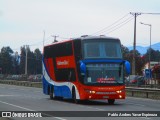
[0,84,160,120]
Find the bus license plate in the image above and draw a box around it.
[103,96,109,98]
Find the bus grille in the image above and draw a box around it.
[96,92,116,95]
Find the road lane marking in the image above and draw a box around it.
[49,99,106,111]
[0,100,34,111]
[76,104,105,111]
[0,100,67,120]
[0,95,19,97]
[121,102,145,107]
[117,100,146,107]
[127,97,160,103]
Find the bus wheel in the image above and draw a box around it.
[108,99,115,105]
[72,88,79,104]
[50,86,55,100]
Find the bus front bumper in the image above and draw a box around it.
[80,90,125,100]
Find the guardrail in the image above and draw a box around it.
[0,80,160,100]
[0,80,42,88]
[126,87,160,100]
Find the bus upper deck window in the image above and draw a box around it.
[85,43,100,58]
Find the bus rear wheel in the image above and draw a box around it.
[50,86,55,100]
[108,99,115,105]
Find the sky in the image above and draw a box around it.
[0,0,160,54]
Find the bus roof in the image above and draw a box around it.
[76,35,119,40]
[44,35,120,48]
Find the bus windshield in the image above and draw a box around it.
[84,63,124,85]
[83,39,122,59]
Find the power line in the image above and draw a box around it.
[91,13,130,35]
[141,12,160,15]
[96,16,133,35]
[103,16,134,34]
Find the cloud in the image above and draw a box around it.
[1,0,160,52]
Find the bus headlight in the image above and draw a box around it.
[84,89,96,94]
[116,90,122,93]
[116,89,125,93]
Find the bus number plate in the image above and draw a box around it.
[103,96,109,98]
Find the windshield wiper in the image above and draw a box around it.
[114,80,122,85]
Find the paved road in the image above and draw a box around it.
[0,84,160,120]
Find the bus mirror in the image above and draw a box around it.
[80,61,86,76]
[125,60,130,75]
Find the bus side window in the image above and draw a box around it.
[55,68,76,81]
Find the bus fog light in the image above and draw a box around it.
[119,95,122,98]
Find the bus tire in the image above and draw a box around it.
[72,88,79,104]
[108,99,115,105]
[50,86,55,100]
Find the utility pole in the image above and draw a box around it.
[43,30,45,48]
[52,35,59,42]
[130,12,160,75]
[25,45,29,75]
[130,12,141,75]
[140,22,152,69]
[149,24,152,69]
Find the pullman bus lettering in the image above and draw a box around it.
[42,35,130,104]
[57,60,69,66]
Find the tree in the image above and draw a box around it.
[20,46,26,74]
[12,52,20,74]
[0,52,2,74]
[144,48,160,63]
[34,49,42,74]
[121,45,130,60]
[152,65,160,85]
[20,46,42,75]
[0,47,13,74]
[121,45,145,75]
[27,48,35,75]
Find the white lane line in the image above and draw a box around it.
[50,99,106,111]
[0,100,34,111]
[0,95,19,97]
[0,87,5,88]
[117,101,146,107]
[0,100,67,120]
[127,97,160,102]
[124,102,145,107]
[79,105,105,111]
[8,88,17,90]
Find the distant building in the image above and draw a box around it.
[144,61,160,69]
[143,61,160,84]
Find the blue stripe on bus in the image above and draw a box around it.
[42,76,72,99]
[81,59,124,63]
[54,86,72,98]
[42,76,51,94]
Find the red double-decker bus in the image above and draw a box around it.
[42,35,130,104]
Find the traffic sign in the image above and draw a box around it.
[145,69,152,79]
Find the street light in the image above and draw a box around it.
[140,22,152,69]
